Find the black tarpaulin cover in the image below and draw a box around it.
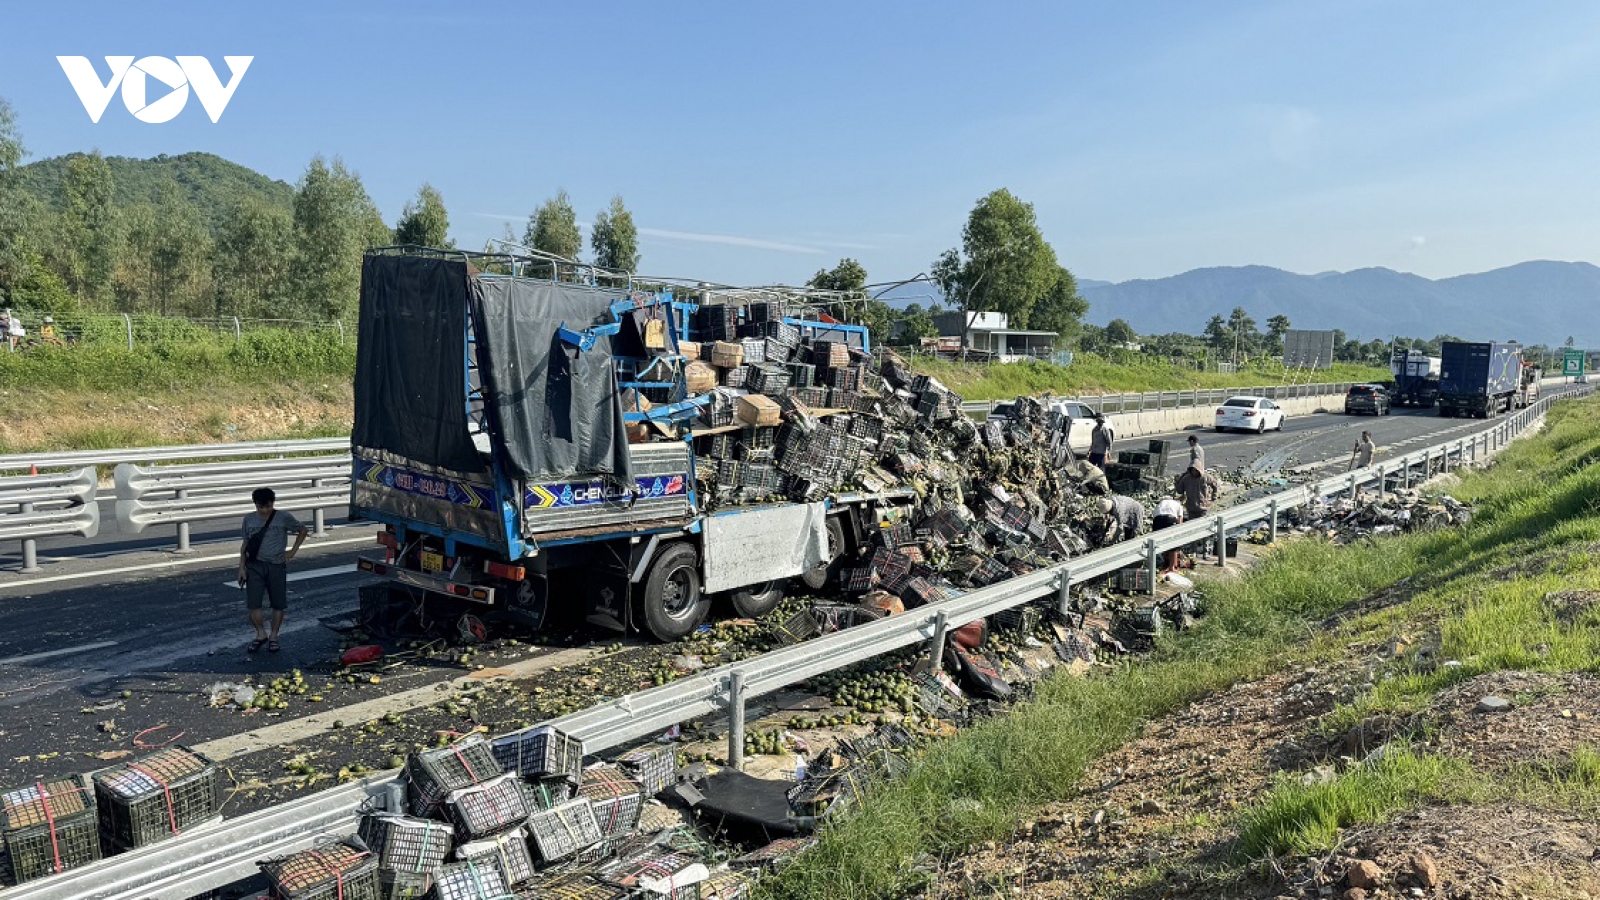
[470,276,633,483]
[352,254,484,474]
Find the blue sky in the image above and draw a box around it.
[5,0,1600,289]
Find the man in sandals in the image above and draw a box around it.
[239,487,308,653]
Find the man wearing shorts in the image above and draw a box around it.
[238,487,308,653]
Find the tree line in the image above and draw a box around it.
[0,98,642,323]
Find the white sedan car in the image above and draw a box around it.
[1214,396,1285,433]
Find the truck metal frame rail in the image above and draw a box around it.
[3,388,1584,900]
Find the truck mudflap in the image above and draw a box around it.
[355,550,497,604]
[701,502,828,593]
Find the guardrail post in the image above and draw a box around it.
[1376,464,1386,498]
[927,610,950,672]
[1348,473,1358,501]
[233,316,241,343]
[175,488,191,553]
[1145,538,1159,592]
[312,478,327,536]
[1215,517,1228,567]
[727,671,746,773]
[19,501,39,573]
[123,313,133,351]
[1055,569,1072,616]
[1268,498,1279,543]
[1402,456,1411,491]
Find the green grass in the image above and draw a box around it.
[0,328,355,392]
[908,354,1390,402]
[761,395,1600,900]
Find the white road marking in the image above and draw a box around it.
[0,534,377,591]
[0,640,120,667]
[222,564,359,589]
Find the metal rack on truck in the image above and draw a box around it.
[349,247,919,641]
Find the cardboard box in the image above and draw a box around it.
[710,341,744,368]
[735,394,781,427]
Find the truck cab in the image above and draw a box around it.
[349,248,915,641]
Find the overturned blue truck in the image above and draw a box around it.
[347,247,923,641]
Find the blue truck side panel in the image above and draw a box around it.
[1439,342,1521,399]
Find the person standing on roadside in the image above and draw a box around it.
[1174,464,1221,519]
[1088,413,1115,467]
[1187,434,1205,472]
[238,487,308,653]
[1153,494,1187,572]
[1349,430,1376,470]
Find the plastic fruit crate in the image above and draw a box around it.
[433,858,515,900]
[489,725,583,785]
[356,811,453,874]
[615,743,678,798]
[259,839,380,900]
[442,773,532,840]
[456,829,536,886]
[596,849,708,900]
[577,765,644,840]
[93,746,218,851]
[1,776,101,883]
[526,798,604,864]
[529,873,630,900]
[403,735,502,818]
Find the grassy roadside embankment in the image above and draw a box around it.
[761,395,1600,899]
[0,331,355,454]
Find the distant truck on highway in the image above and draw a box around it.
[1388,348,1440,408]
[1437,341,1524,418]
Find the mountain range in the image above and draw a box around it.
[15,152,295,234]
[1081,262,1600,346]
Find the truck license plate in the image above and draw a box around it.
[421,551,445,573]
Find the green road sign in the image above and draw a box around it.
[1563,349,1585,376]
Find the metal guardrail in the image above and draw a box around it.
[0,468,101,572]
[113,455,351,552]
[5,387,1584,900]
[958,382,1353,416]
[0,437,350,474]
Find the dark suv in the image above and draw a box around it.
[1345,384,1391,416]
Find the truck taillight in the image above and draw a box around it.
[485,561,525,581]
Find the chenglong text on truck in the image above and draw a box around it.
[348,248,926,641]
[1437,341,1525,418]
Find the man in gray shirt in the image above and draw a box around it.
[1187,434,1206,472]
[238,487,308,653]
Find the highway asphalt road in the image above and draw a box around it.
[0,400,1553,789]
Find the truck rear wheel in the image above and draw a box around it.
[800,517,846,591]
[639,543,709,642]
[730,581,785,618]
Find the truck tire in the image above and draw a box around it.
[730,581,785,618]
[639,543,709,642]
[801,517,845,591]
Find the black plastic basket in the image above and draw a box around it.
[615,744,678,798]
[433,858,515,900]
[577,765,644,840]
[490,726,583,785]
[2,776,101,883]
[531,873,630,900]
[405,735,502,818]
[787,765,867,821]
[596,850,707,900]
[443,773,532,840]
[378,868,434,900]
[915,673,969,723]
[259,839,380,900]
[748,301,786,324]
[823,366,863,391]
[762,338,795,365]
[456,829,536,887]
[729,837,816,872]
[748,365,791,395]
[769,607,820,645]
[93,746,219,851]
[519,775,577,812]
[526,798,604,863]
[993,604,1042,636]
[357,811,453,874]
[738,339,766,365]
